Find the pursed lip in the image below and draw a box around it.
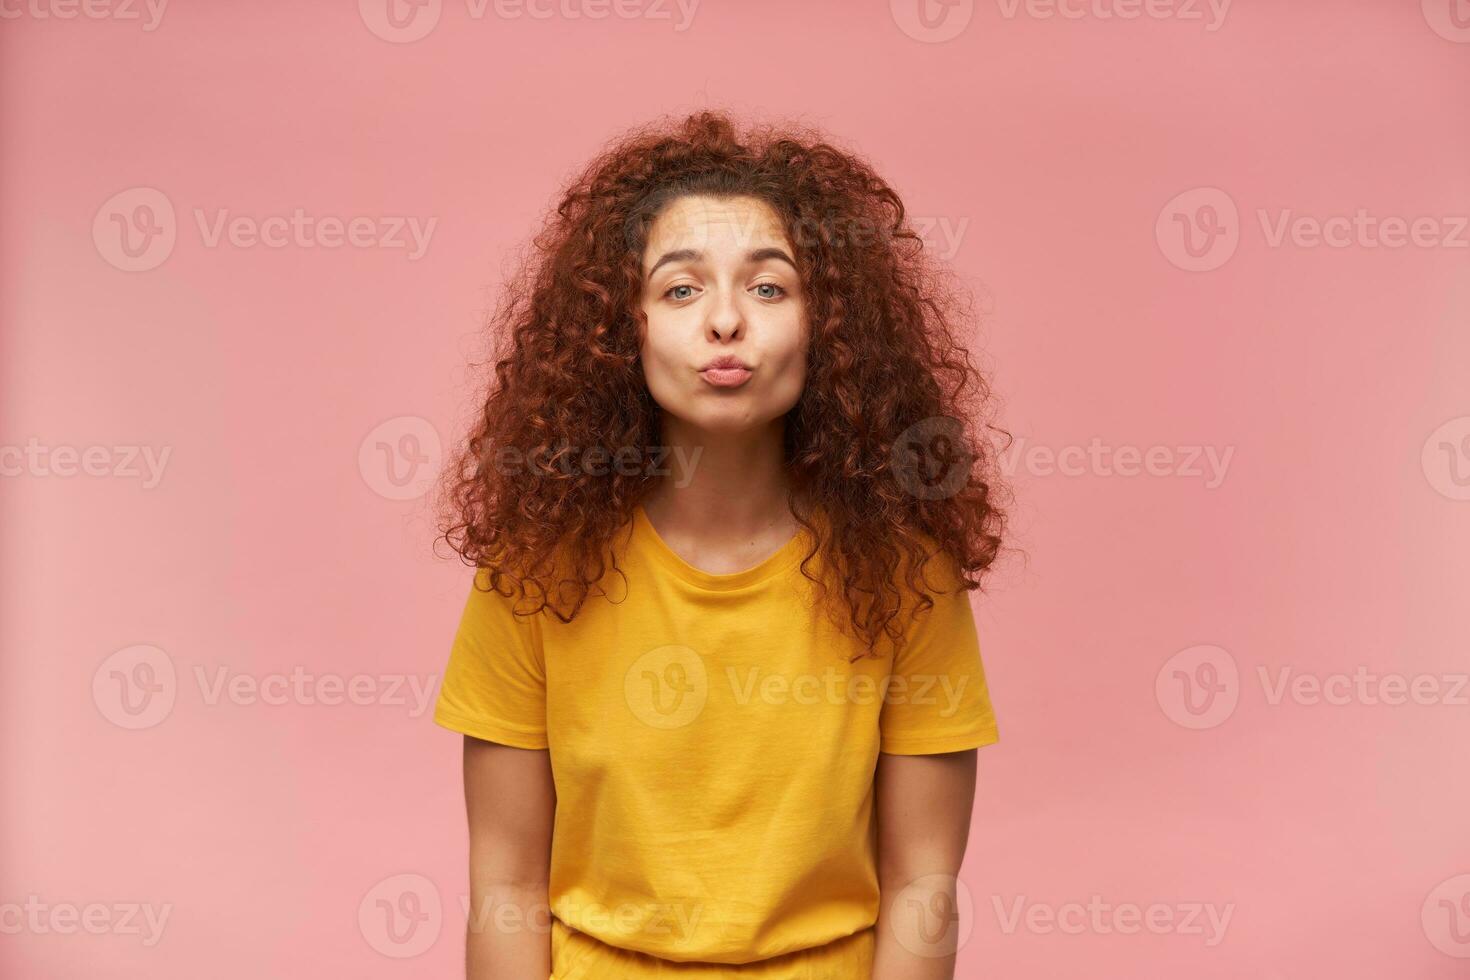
[699,354,751,371]
[697,355,754,388]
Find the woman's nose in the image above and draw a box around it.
[705,289,744,341]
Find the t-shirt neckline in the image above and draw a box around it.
[632,504,810,592]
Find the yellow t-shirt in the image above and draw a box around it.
[433,504,999,967]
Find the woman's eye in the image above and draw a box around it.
[662,283,786,301]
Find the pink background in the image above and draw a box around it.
[3,1,1469,977]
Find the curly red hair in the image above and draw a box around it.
[438,109,1009,660]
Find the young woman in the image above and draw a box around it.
[434,110,1007,980]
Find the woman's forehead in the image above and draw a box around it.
[644,195,791,258]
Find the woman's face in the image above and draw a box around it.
[637,194,808,437]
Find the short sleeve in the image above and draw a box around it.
[879,557,999,756]
[432,567,549,750]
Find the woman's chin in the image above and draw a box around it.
[673,407,777,439]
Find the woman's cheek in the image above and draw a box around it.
[641,346,688,417]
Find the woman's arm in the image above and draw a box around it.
[462,735,556,980]
[871,749,979,980]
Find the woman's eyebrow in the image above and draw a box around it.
[749,247,797,270]
[647,248,699,277]
[646,247,797,277]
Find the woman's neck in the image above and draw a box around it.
[640,416,797,566]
